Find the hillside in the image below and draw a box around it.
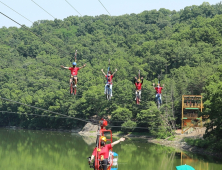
[0,2,222,149]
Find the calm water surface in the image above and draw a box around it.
[0,128,222,170]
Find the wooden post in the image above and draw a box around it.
[181,151,182,165]
[201,95,203,127]
[182,95,184,134]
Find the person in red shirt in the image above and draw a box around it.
[90,136,125,170]
[61,62,86,87]
[153,83,164,104]
[101,69,117,97]
[134,77,143,101]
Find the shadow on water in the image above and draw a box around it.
[0,128,221,170]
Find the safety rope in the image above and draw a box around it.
[75,50,77,63]
[0,97,168,130]
[106,59,110,84]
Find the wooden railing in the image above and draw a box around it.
[183,103,203,108]
[184,113,198,118]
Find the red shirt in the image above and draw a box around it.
[92,144,112,159]
[105,75,114,84]
[135,82,142,90]
[69,67,80,76]
[155,87,163,94]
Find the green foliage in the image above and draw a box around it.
[112,107,132,121]
[184,137,222,152]
[200,65,222,150]
[167,135,175,141]
[121,120,137,133]
[1,2,222,148]
[184,138,211,148]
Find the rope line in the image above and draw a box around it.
[0,111,153,125]
[98,0,111,16]
[31,0,56,19]
[64,0,82,16]
[0,97,165,130]
[0,1,33,23]
[1,111,69,119]
[0,12,56,49]
[1,111,159,130]
[0,12,72,60]
[0,97,90,123]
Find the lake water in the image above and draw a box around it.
[0,128,221,170]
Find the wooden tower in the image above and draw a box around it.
[181,95,204,134]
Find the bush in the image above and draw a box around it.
[121,120,137,133]
[167,135,175,141]
[184,138,211,148]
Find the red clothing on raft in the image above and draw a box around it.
[92,144,112,159]
[69,67,80,76]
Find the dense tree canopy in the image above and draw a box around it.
[0,2,222,140]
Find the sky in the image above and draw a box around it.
[0,0,220,28]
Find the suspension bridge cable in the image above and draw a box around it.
[98,0,111,16]
[64,0,82,16]
[31,0,56,19]
[0,1,33,24]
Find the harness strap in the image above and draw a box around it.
[106,59,110,84]
[75,50,77,62]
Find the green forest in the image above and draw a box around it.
[0,2,222,150]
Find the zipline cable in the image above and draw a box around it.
[0,111,154,125]
[0,1,33,24]
[0,111,161,130]
[98,0,111,16]
[0,97,90,123]
[0,12,62,54]
[75,50,77,62]
[1,111,69,119]
[31,0,56,19]
[64,0,82,16]
[0,0,86,63]
[0,98,164,129]
[0,9,173,130]
[0,6,68,61]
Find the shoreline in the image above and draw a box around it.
[114,132,222,158]
[2,126,222,158]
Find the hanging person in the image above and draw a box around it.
[101,68,117,97]
[134,77,143,101]
[61,62,86,87]
[153,83,164,104]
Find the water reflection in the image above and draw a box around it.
[175,152,222,170]
[0,128,221,170]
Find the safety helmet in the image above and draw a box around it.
[137,79,140,83]
[100,136,107,142]
[72,62,77,66]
